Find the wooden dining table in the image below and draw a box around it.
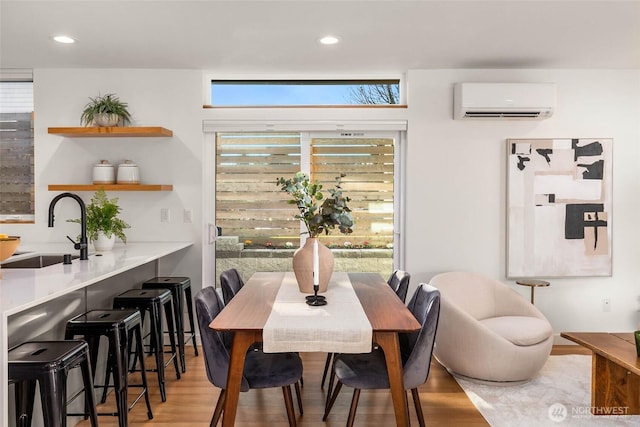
[209,271,421,426]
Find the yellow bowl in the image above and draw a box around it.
[0,236,21,262]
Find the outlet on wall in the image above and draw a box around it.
[183,209,193,223]
[160,208,170,223]
[602,298,611,312]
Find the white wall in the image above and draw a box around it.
[2,68,205,287]
[3,67,639,340]
[405,69,640,339]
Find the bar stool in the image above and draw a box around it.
[65,309,153,427]
[112,288,181,402]
[142,276,198,373]
[8,340,98,427]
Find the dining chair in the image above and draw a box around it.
[387,269,411,304]
[323,284,440,427]
[320,269,411,388]
[219,268,266,352]
[195,286,303,426]
[220,268,245,305]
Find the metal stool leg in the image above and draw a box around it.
[100,348,113,404]
[183,285,198,357]
[108,329,129,427]
[79,352,99,427]
[147,302,167,402]
[164,298,181,379]
[172,287,187,373]
[14,380,36,427]
[133,323,154,419]
[38,370,67,427]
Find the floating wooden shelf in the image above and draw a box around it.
[48,126,173,137]
[48,184,173,192]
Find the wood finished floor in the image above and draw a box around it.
[76,345,590,426]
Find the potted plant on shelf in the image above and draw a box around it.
[276,171,354,293]
[68,189,130,251]
[80,93,132,127]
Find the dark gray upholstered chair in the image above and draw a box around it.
[195,286,303,426]
[320,269,412,388]
[387,269,411,304]
[323,284,440,427]
[219,268,264,353]
[220,268,245,305]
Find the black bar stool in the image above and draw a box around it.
[65,309,153,427]
[112,288,181,402]
[142,276,198,373]
[8,340,98,427]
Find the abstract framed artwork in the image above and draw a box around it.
[507,138,612,277]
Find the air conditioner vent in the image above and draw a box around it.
[454,83,556,120]
[464,111,543,119]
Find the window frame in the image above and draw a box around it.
[203,74,407,106]
[210,79,401,107]
[204,120,407,286]
[0,76,35,223]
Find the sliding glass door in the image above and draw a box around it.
[214,130,401,284]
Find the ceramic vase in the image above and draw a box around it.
[292,238,334,294]
[93,231,115,252]
[93,113,120,127]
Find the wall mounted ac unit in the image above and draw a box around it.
[453,82,556,120]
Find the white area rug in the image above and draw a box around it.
[456,355,640,426]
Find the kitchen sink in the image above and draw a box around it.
[1,254,80,269]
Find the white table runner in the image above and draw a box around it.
[263,272,373,353]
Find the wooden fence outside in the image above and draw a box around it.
[0,112,34,217]
[215,132,394,248]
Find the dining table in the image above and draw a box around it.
[209,271,421,427]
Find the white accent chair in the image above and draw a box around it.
[430,272,553,384]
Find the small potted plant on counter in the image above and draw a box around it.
[68,189,130,251]
[80,93,132,127]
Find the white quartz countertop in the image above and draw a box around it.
[0,241,192,316]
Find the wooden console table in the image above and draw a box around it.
[561,332,640,415]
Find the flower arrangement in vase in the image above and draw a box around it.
[277,172,354,293]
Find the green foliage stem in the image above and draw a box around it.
[68,189,130,243]
[276,172,354,238]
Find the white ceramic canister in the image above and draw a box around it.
[92,160,115,184]
[116,160,140,184]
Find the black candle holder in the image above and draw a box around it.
[306,284,327,306]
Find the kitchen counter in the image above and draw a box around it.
[0,241,192,427]
[1,242,192,315]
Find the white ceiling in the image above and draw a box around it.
[1,0,639,74]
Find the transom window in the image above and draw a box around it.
[210,80,400,106]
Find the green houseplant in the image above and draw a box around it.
[80,93,132,127]
[68,189,130,250]
[276,172,354,293]
[276,171,354,238]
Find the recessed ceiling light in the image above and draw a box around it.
[53,35,76,44]
[319,35,340,45]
